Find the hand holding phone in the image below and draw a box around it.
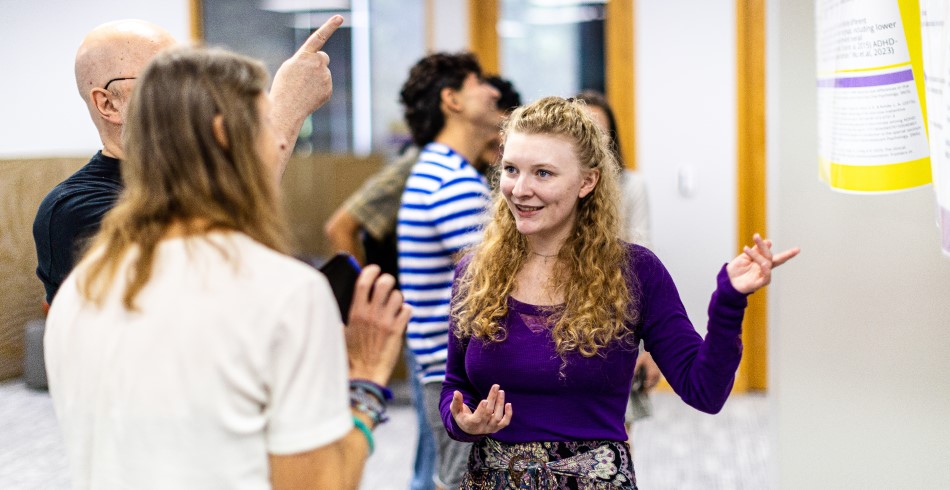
[319,253,362,324]
[343,264,412,386]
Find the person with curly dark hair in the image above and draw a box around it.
[475,76,522,172]
[396,52,502,489]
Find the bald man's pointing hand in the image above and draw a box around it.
[270,14,345,177]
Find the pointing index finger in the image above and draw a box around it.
[772,247,801,267]
[299,15,344,54]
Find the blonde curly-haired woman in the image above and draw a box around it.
[440,96,798,489]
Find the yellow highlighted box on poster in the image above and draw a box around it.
[820,157,932,192]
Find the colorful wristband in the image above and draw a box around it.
[349,379,393,401]
[350,384,389,425]
[352,415,375,455]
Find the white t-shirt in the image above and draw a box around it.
[45,232,352,490]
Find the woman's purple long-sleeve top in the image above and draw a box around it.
[440,244,748,443]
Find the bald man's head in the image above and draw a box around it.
[75,20,176,104]
[75,20,176,157]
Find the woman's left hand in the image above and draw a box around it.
[727,234,800,294]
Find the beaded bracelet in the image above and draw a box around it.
[350,383,389,425]
[350,395,386,425]
[349,379,393,401]
[351,416,375,455]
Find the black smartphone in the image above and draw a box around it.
[319,253,362,324]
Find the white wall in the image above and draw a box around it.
[370,0,425,153]
[768,0,950,487]
[430,0,468,53]
[0,0,190,158]
[635,0,737,332]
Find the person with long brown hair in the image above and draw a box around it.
[44,47,409,489]
[439,96,799,488]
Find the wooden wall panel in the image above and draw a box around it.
[0,158,86,380]
[0,154,382,381]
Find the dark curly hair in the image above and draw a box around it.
[486,75,521,113]
[400,52,482,147]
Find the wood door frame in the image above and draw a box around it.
[605,0,636,170]
[190,0,203,41]
[468,0,500,73]
[736,0,768,391]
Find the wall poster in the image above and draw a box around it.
[816,0,932,193]
[919,1,950,256]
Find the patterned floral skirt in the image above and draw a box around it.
[461,437,637,489]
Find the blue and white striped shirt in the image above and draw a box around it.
[397,142,491,384]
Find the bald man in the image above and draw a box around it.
[33,17,342,305]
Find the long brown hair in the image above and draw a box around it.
[452,96,637,358]
[80,47,291,309]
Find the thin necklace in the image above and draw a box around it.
[530,251,558,258]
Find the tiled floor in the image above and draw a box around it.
[0,379,769,489]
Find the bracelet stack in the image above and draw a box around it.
[351,416,375,455]
[349,379,392,427]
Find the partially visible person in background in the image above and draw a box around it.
[477,76,522,176]
[575,91,650,247]
[576,90,661,442]
[45,46,409,490]
[326,143,420,271]
[396,52,502,490]
[323,73,519,490]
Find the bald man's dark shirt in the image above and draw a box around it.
[33,151,123,304]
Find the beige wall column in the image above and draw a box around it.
[769,0,950,485]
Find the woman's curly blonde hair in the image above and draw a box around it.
[452,96,638,358]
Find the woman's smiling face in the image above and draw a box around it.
[499,131,599,245]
